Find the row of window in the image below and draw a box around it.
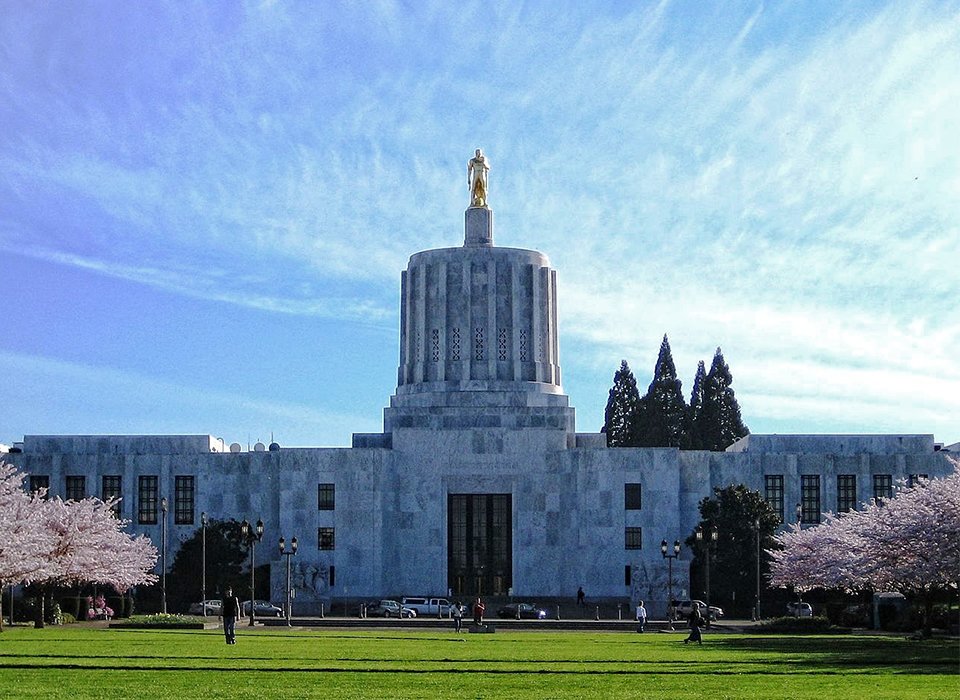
[764,473,927,524]
[28,474,196,525]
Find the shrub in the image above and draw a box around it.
[755,616,840,633]
[111,613,205,629]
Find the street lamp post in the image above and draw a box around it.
[754,517,761,621]
[200,512,208,618]
[695,524,718,628]
[279,536,299,626]
[660,538,681,631]
[240,518,264,626]
[160,497,168,615]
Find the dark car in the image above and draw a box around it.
[497,602,548,619]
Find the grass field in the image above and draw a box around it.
[0,625,957,699]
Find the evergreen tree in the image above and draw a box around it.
[697,348,749,451]
[685,360,707,450]
[603,360,642,447]
[636,335,689,448]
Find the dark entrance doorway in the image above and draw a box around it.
[447,494,512,597]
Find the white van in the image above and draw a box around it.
[400,597,452,616]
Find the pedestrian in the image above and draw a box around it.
[221,587,241,645]
[635,600,647,633]
[576,586,585,607]
[473,597,485,626]
[453,601,464,633]
[684,606,703,645]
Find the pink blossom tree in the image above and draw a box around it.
[31,496,158,627]
[769,459,960,634]
[0,462,56,631]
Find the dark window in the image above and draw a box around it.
[174,475,195,525]
[764,475,784,524]
[836,475,857,513]
[102,475,122,516]
[329,565,335,588]
[447,494,512,597]
[624,564,632,587]
[873,474,892,500]
[318,527,335,550]
[138,475,159,525]
[29,475,49,497]
[908,474,928,487]
[624,483,642,510]
[625,527,642,550]
[65,475,85,501]
[318,483,335,510]
[800,475,820,524]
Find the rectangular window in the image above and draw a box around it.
[65,475,85,501]
[624,564,632,587]
[625,527,642,550]
[624,483,642,510]
[329,565,335,588]
[318,483,335,510]
[318,527,335,550]
[764,475,784,524]
[29,475,49,497]
[800,475,821,524]
[138,475,158,525]
[102,475,122,516]
[836,475,857,513]
[174,475,195,525]
[908,474,928,487]
[873,474,892,500]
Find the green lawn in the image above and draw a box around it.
[0,625,957,699]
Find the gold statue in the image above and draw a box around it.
[467,148,490,207]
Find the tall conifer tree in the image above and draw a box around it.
[686,360,707,450]
[603,360,642,446]
[637,335,689,448]
[697,348,749,451]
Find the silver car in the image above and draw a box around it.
[188,599,223,615]
[242,600,283,617]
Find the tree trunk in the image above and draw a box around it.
[34,584,48,629]
[922,594,933,638]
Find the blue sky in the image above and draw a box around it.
[2,1,958,448]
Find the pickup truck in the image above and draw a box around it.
[400,597,452,616]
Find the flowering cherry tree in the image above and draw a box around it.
[0,462,158,628]
[769,459,960,634]
[0,462,56,630]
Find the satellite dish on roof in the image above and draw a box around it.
[268,442,280,452]
[229,443,242,453]
[254,441,266,452]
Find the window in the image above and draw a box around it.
[625,527,642,550]
[764,475,784,523]
[174,475,195,525]
[836,475,857,513]
[329,565,336,588]
[624,483,641,510]
[800,475,820,524]
[318,483,335,510]
[318,527,335,550]
[908,474,928,487]
[102,475,122,516]
[624,564,632,587]
[138,475,159,525]
[873,474,892,500]
[29,475,49,497]
[65,475,85,501]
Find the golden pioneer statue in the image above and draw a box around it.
[467,148,490,207]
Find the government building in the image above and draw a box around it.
[5,158,955,615]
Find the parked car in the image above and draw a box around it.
[787,602,813,617]
[670,599,724,621]
[242,600,283,617]
[188,599,223,615]
[496,603,548,619]
[400,597,452,616]
[366,600,417,618]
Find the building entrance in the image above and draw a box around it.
[447,494,512,597]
